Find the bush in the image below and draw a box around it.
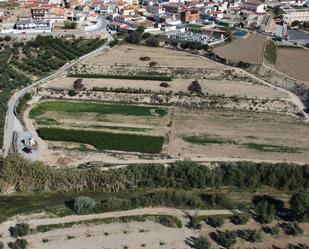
[9,223,30,238]
[68,89,77,96]
[254,200,276,224]
[282,222,304,236]
[289,190,309,222]
[160,82,170,88]
[230,214,249,225]
[188,80,202,93]
[125,32,141,44]
[145,36,159,47]
[262,225,280,236]
[237,229,262,242]
[210,231,237,248]
[139,56,151,61]
[73,78,84,90]
[193,236,211,249]
[8,239,28,249]
[206,216,225,228]
[189,215,201,229]
[73,196,96,214]
[149,61,157,67]
[64,21,77,29]
[0,241,3,249]
[109,38,119,47]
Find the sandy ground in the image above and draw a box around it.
[214,33,266,64]
[82,44,224,69]
[0,208,308,249]
[46,76,288,99]
[276,48,309,85]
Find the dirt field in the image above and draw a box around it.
[46,76,288,99]
[83,44,223,69]
[169,108,309,163]
[276,48,309,85]
[214,33,266,64]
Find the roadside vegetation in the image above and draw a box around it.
[37,127,164,153]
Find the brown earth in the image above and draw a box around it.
[213,33,266,64]
[275,48,309,85]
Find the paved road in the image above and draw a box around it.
[2,14,113,157]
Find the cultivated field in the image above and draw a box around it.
[275,48,309,85]
[26,100,309,166]
[213,33,266,64]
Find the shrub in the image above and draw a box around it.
[188,80,202,93]
[193,236,211,249]
[145,36,159,47]
[73,196,96,214]
[149,61,157,67]
[159,82,170,88]
[210,231,237,248]
[125,32,141,44]
[230,214,249,225]
[254,200,276,224]
[109,38,119,47]
[68,89,77,96]
[156,216,182,228]
[237,229,262,242]
[0,241,3,249]
[282,222,304,236]
[262,226,280,236]
[73,79,84,90]
[8,239,28,249]
[9,223,30,238]
[142,32,151,39]
[139,56,151,61]
[189,215,201,229]
[289,190,309,222]
[206,216,225,228]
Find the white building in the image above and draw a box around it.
[283,9,309,24]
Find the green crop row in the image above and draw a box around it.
[37,127,164,154]
[30,101,167,118]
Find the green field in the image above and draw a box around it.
[183,135,236,145]
[37,127,164,153]
[30,101,167,118]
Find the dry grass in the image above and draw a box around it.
[213,33,266,64]
[275,48,309,85]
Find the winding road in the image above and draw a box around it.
[2,15,113,157]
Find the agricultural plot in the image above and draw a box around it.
[275,48,309,85]
[169,109,309,162]
[37,127,164,154]
[213,33,266,64]
[27,100,168,162]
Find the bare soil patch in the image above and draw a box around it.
[276,48,309,85]
[170,108,309,162]
[214,33,266,64]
